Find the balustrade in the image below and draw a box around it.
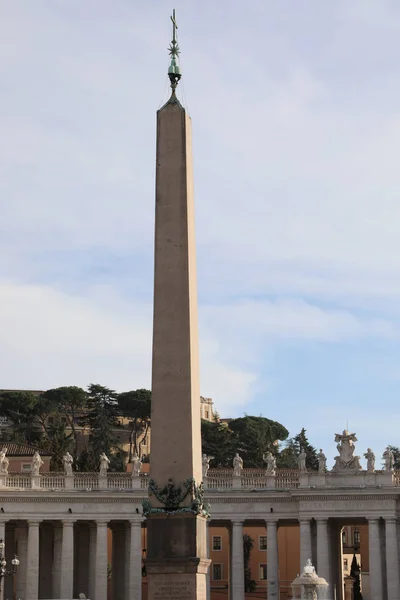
[0,468,399,491]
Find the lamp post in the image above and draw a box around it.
[0,539,19,595]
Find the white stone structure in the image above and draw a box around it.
[0,432,397,599]
[0,463,396,600]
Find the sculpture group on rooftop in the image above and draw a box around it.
[332,430,362,472]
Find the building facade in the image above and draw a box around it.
[0,462,397,600]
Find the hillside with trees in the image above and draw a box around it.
[0,386,319,472]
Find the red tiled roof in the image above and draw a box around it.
[0,442,52,457]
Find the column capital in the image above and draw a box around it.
[128,519,143,527]
[95,520,109,527]
[385,517,397,525]
[368,517,380,524]
[61,520,76,526]
[316,518,328,525]
[231,519,244,526]
[265,519,278,527]
[27,520,42,526]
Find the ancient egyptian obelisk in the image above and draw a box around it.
[144,10,210,600]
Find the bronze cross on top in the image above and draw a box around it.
[170,9,178,43]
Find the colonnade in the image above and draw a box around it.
[0,519,143,600]
[227,516,400,600]
[0,515,398,600]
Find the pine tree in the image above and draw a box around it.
[350,554,363,600]
[83,384,122,470]
[278,428,318,470]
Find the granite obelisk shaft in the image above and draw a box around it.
[145,95,209,599]
[150,97,202,489]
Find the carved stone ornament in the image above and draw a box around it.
[142,477,210,518]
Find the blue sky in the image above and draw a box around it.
[2,1,400,465]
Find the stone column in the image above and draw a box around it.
[206,521,211,600]
[74,523,90,597]
[39,523,53,599]
[52,523,62,599]
[266,520,279,599]
[60,520,75,599]
[25,520,41,600]
[231,520,245,600]
[316,519,330,585]
[112,523,126,600]
[0,521,5,600]
[4,524,15,600]
[126,520,143,600]
[369,518,383,600]
[385,518,399,600]
[299,519,312,571]
[88,523,97,600]
[94,521,109,600]
[15,524,28,600]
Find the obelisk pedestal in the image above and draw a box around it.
[144,14,210,600]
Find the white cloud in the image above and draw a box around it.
[2,0,400,451]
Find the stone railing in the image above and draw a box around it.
[0,471,145,491]
[205,468,300,490]
[0,468,399,492]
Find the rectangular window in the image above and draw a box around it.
[212,564,223,581]
[259,535,267,550]
[212,536,222,551]
[342,530,347,545]
[21,464,32,472]
[354,531,360,546]
[259,564,267,580]
[343,558,348,570]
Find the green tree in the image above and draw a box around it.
[0,391,41,443]
[118,389,151,462]
[40,386,87,461]
[350,554,363,600]
[201,420,235,467]
[243,534,257,593]
[83,384,122,470]
[229,416,289,468]
[44,418,73,471]
[278,428,318,471]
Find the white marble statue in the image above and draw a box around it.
[0,447,9,475]
[332,430,362,472]
[63,452,73,476]
[317,449,327,473]
[383,447,395,472]
[99,452,110,477]
[263,451,276,475]
[32,451,44,476]
[364,448,375,473]
[132,453,142,477]
[202,454,213,479]
[298,448,307,472]
[233,453,243,477]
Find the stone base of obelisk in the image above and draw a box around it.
[146,513,210,600]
